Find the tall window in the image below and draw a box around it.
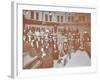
[79,16,85,22]
[57,16,59,22]
[61,16,63,22]
[68,16,70,22]
[49,15,52,21]
[71,16,74,22]
[36,12,39,20]
[31,11,34,19]
[45,14,48,21]
[82,16,85,22]
[79,16,82,21]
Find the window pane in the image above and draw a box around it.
[71,16,74,22]
[61,16,63,22]
[79,16,82,21]
[57,16,59,22]
[83,16,85,22]
[36,12,39,20]
[49,15,52,21]
[45,14,48,21]
[31,11,34,19]
[68,16,70,22]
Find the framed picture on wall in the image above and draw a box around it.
[11,1,97,79]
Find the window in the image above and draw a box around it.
[82,16,85,22]
[57,16,59,22]
[45,14,48,21]
[71,16,74,22]
[49,15,52,21]
[79,16,82,21]
[31,11,34,19]
[61,16,63,22]
[68,16,70,22]
[36,12,39,20]
[79,16,85,22]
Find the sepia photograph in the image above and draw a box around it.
[11,0,97,78]
[23,10,91,69]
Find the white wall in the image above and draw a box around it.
[0,0,100,80]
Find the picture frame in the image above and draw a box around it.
[11,1,97,79]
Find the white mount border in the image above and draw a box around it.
[11,1,97,79]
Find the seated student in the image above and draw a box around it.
[23,39,36,57]
[53,50,68,67]
[39,47,54,68]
